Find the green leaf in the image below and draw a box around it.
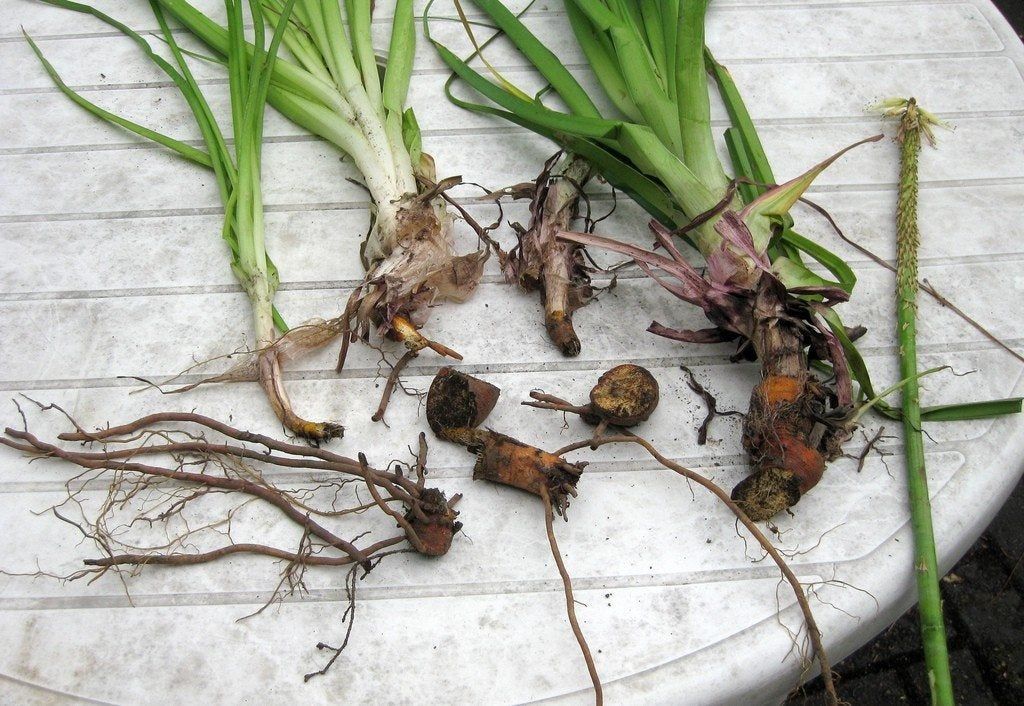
[724,128,758,204]
[22,30,212,168]
[772,256,841,291]
[819,306,877,399]
[439,69,678,224]
[706,48,774,188]
[402,108,423,165]
[921,399,1023,422]
[430,38,619,139]
[464,0,602,118]
[382,0,415,116]
[740,134,883,224]
[564,1,640,121]
[780,229,857,293]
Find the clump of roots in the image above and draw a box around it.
[0,403,462,677]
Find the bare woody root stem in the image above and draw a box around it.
[506,153,594,356]
[537,156,592,356]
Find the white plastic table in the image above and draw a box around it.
[1,1,1022,703]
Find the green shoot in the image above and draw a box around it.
[30,0,355,441]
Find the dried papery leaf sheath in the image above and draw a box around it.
[503,152,595,355]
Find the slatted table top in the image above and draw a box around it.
[0,1,1022,703]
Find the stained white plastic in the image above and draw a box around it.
[0,1,1022,703]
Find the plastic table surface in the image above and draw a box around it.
[0,0,1022,704]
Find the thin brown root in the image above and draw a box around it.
[335,286,363,373]
[554,433,839,705]
[842,427,891,474]
[305,564,360,682]
[4,406,465,682]
[522,391,593,419]
[372,350,418,423]
[423,338,463,360]
[539,485,603,706]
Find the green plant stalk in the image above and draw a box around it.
[893,98,954,706]
[30,0,353,441]
[158,0,409,214]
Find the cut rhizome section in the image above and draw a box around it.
[496,152,596,356]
